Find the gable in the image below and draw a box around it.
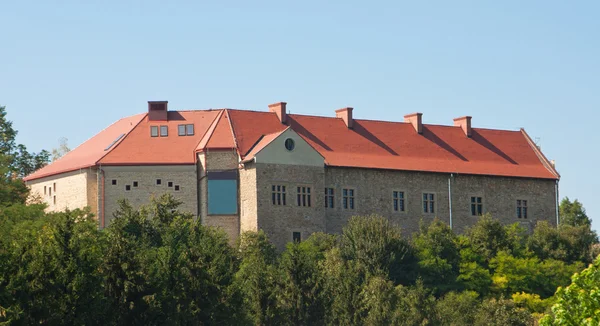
[254,129,324,167]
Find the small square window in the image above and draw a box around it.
[133,181,138,187]
[292,232,301,243]
[174,185,180,191]
[112,180,117,186]
[186,124,194,136]
[178,125,186,136]
[126,185,131,191]
[156,179,162,185]
[168,182,173,187]
[151,126,159,137]
[160,126,168,137]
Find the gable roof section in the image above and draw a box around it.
[241,128,289,162]
[227,109,287,157]
[99,110,220,165]
[196,109,237,151]
[23,113,146,181]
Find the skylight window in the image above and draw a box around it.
[178,124,195,136]
[151,126,159,137]
[160,126,168,137]
[104,134,126,151]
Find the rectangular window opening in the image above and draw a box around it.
[53,196,56,204]
[112,180,117,186]
[168,182,173,187]
[343,188,355,210]
[186,124,194,136]
[125,185,131,191]
[297,186,312,207]
[517,200,528,219]
[174,185,180,191]
[44,186,47,195]
[423,193,435,214]
[156,179,162,185]
[292,232,301,243]
[178,124,186,136]
[471,197,483,216]
[393,191,405,212]
[53,183,56,192]
[151,126,159,137]
[272,185,287,206]
[325,188,335,208]
[133,181,139,188]
[160,125,168,137]
[207,171,238,214]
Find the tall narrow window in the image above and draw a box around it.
[423,193,435,214]
[53,183,56,192]
[53,196,56,204]
[517,200,528,218]
[325,188,335,208]
[272,185,287,206]
[393,191,405,212]
[343,188,355,210]
[471,197,483,216]
[292,232,302,243]
[297,187,311,207]
[44,186,47,195]
[160,125,168,137]
[151,126,159,137]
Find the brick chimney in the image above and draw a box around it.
[148,101,168,121]
[404,113,423,134]
[453,116,472,137]
[268,102,287,124]
[336,107,354,129]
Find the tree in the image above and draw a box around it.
[51,137,70,162]
[462,215,513,265]
[540,256,600,325]
[474,298,533,326]
[340,215,418,285]
[528,220,598,264]
[436,291,480,325]
[559,197,591,227]
[413,219,461,294]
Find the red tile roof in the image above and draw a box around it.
[23,114,146,181]
[24,107,559,181]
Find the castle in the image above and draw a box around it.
[24,101,560,249]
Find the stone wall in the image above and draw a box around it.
[27,169,96,215]
[200,150,240,244]
[240,165,258,232]
[102,165,197,227]
[255,163,326,251]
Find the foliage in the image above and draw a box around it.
[474,297,534,326]
[540,256,600,326]
[436,291,480,326]
[51,137,71,162]
[559,197,591,227]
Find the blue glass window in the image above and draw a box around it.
[208,171,238,215]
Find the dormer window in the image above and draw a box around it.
[178,124,195,136]
[160,126,168,137]
[151,126,159,137]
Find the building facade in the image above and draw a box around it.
[25,101,560,250]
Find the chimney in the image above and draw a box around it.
[453,116,472,137]
[268,102,287,124]
[336,107,354,129]
[404,113,423,134]
[148,101,168,121]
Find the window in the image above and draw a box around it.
[151,126,159,137]
[517,200,528,219]
[53,183,56,192]
[156,179,162,185]
[423,193,435,214]
[133,181,138,188]
[186,124,194,135]
[174,185,180,191]
[471,197,483,216]
[126,185,131,191]
[168,181,173,187]
[272,185,287,206]
[208,171,238,214]
[325,188,335,208]
[104,133,125,151]
[285,138,295,151]
[44,186,47,195]
[343,188,355,210]
[160,125,168,137]
[53,196,56,205]
[297,187,311,207]
[112,180,117,186]
[393,191,405,212]
[178,125,186,136]
[292,232,302,243]
[49,187,52,196]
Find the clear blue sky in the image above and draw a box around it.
[1,1,598,231]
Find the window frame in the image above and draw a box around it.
[178,124,186,136]
[186,124,194,136]
[160,125,168,137]
[296,186,312,207]
[422,192,436,214]
[392,190,406,213]
[470,196,484,216]
[517,199,528,219]
[292,231,302,243]
[271,184,287,206]
[151,126,159,137]
[324,187,335,209]
[342,187,356,210]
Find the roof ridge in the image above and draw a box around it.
[96,113,148,165]
[194,109,225,152]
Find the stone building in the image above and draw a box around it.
[24,101,560,250]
